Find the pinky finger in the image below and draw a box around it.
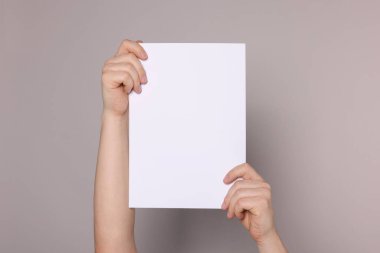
[234,197,261,219]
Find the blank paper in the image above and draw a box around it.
[129,43,246,209]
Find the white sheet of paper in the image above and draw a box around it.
[129,43,246,209]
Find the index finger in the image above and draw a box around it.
[223,163,264,184]
[115,39,148,60]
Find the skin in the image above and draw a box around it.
[94,39,288,253]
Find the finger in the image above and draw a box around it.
[102,70,131,90]
[122,72,134,93]
[115,39,148,60]
[222,179,269,210]
[102,71,134,93]
[234,197,265,219]
[227,188,270,219]
[241,212,250,229]
[224,163,264,184]
[105,54,147,84]
[104,60,147,84]
[125,64,141,94]
[103,62,141,93]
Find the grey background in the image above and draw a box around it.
[1,0,379,252]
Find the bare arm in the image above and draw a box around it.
[222,163,288,253]
[94,39,148,253]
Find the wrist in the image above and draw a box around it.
[257,229,287,253]
[102,109,128,122]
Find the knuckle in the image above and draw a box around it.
[102,63,113,73]
[101,74,107,83]
[125,79,133,87]
[232,184,240,192]
[125,63,134,72]
[102,62,110,72]
[122,39,131,46]
[123,76,132,86]
[104,58,112,66]
[263,182,271,190]
[123,73,129,81]
[128,74,135,83]
[127,83,133,91]
[266,189,272,198]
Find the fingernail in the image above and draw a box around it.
[141,75,147,83]
[141,52,148,59]
[221,201,226,209]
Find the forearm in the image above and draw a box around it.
[94,111,136,253]
[257,231,287,253]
